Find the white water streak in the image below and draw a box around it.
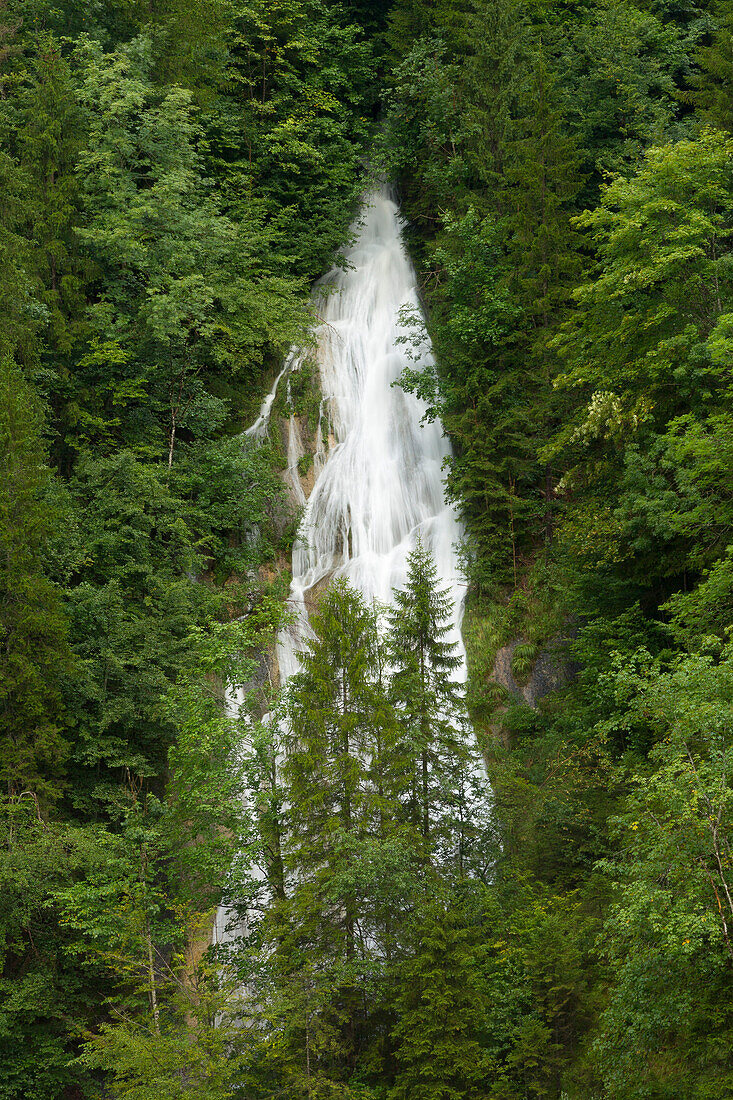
[277,185,466,680]
[244,358,290,441]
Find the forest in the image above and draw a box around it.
[2,0,733,1096]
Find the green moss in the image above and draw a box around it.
[298,452,313,478]
[462,560,568,724]
[287,356,322,433]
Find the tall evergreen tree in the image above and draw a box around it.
[389,897,494,1100]
[458,0,531,195]
[15,36,87,358]
[504,42,584,544]
[688,0,733,131]
[282,580,398,1074]
[0,151,42,366]
[505,44,583,343]
[388,540,469,866]
[0,359,72,804]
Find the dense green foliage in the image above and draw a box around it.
[4,0,733,1095]
[380,0,733,1093]
[0,0,374,1093]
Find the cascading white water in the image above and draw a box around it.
[277,184,466,680]
[214,185,469,947]
[245,354,295,441]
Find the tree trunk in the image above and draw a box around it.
[168,412,176,472]
[145,913,161,1034]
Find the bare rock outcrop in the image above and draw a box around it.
[486,634,578,744]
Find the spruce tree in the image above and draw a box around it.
[503,42,584,545]
[505,44,583,341]
[399,207,532,587]
[387,539,467,865]
[389,898,494,1100]
[457,0,532,194]
[282,579,396,1072]
[15,36,87,359]
[0,151,42,366]
[0,358,73,805]
[688,0,733,131]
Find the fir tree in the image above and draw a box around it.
[505,44,583,341]
[458,0,532,194]
[0,151,42,366]
[15,36,87,358]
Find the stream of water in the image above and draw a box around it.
[277,185,466,679]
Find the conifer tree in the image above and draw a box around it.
[0,151,42,365]
[152,0,231,99]
[389,897,494,1100]
[505,45,583,341]
[282,580,397,1070]
[397,208,531,586]
[15,36,87,359]
[688,0,733,131]
[0,359,73,804]
[387,539,468,864]
[503,42,584,543]
[458,0,532,194]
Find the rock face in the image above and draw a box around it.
[486,635,578,746]
[492,635,578,709]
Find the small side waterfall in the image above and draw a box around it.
[215,185,469,946]
[277,185,466,680]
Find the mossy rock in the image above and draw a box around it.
[510,641,539,684]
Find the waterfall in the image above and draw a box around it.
[214,184,469,946]
[277,184,466,680]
